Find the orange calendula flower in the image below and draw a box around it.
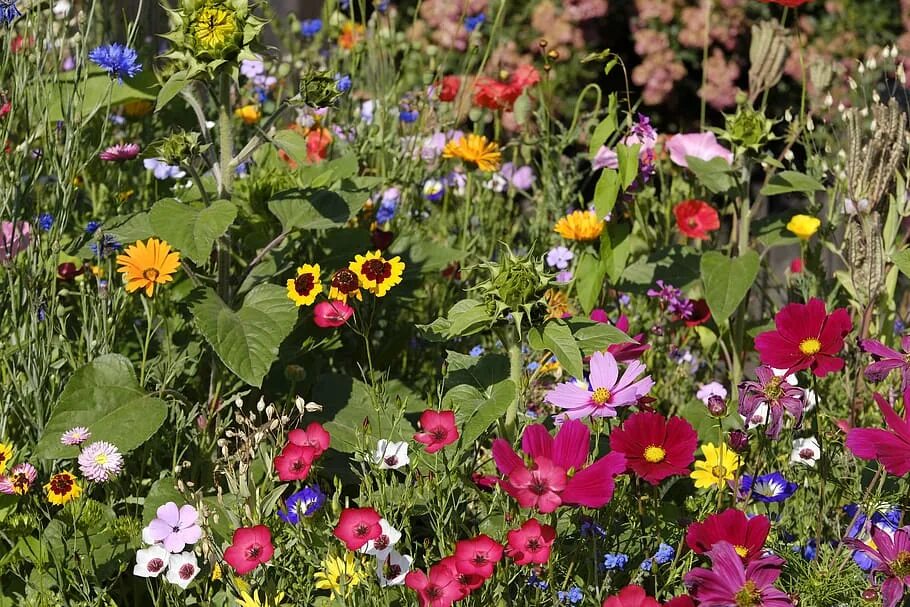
[116,238,181,297]
[286,264,323,306]
[338,22,365,50]
[442,134,501,172]
[235,104,261,124]
[554,210,604,241]
[349,251,405,297]
[44,471,82,506]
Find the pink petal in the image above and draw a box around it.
[545,382,594,411]
[156,502,180,527]
[521,425,554,460]
[552,419,590,471]
[561,452,625,508]
[492,439,523,476]
[588,352,618,391]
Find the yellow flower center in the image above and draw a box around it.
[734,580,761,607]
[799,337,822,355]
[643,445,666,463]
[592,387,611,405]
[94,453,108,465]
[193,6,236,50]
[711,465,727,478]
[733,544,749,558]
[143,268,160,282]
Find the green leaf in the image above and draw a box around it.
[753,214,799,249]
[892,249,910,279]
[104,212,155,245]
[419,299,493,340]
[593,169,621,219]
[589,108,618,156]
[452,380,516,447]
[759,171,825,197]
[156,70,189,112]
[601,222,632,284]
[529,320,584,378]
[268,188,366,231]
[445,351,510,391]
[687,156,735,193]
[621,246,701,292]
[700,250,761,323]
[272,129,310,167]
[192,284,297,387]
[148,198,237,264]
[617,143,642,190]
[35,355,167,459]
[48,71,158,122]
[575,251,606,314]
[567,318,633,354]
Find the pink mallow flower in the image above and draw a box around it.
[861,337,910,393]
[144,502,202,553]
[684,541,792,607]
[844,526,910,607]
[846,389,910,477]
[99,143,140,161]
[545,351,653,420]
[666,132,734,168]
[0,220,30,262]
[491,419,626,513]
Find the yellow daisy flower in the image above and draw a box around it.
[44,471,82,506]
[786,214,821,240]
[235,105,261,125]
[690,442,740,489]
[192,6,236,50]
[349,251,405,297]
[115,238,181,297]
[554,210,604,241]
[0,442,12,474]
[314,552,364,599]
[442,134,502,172]
[236,590,286,607]
[286,263,323,306]
[328,268,362,304]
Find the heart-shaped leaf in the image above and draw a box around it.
[701,250,761,323]
[268,188,367,232]
[528,320,584,379]
[35,354,167,459]
[149,198,237,264]
[192,284,297,387]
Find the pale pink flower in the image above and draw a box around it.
[666,132,734,168]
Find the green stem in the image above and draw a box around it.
[217,72,234,200]
[504,337,523,436]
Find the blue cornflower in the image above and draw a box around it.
[37,213,54,231]
[640,558,652,571]
[278,485,326,524]
[527,361,540,372]
[654,542,675,564]
[335,73,352,93]
[376,199,396,223]
[88,43,142,82]
[300,18,322,37]
[89,233,122,258]
[85,220,102,234]
[845,503,901,571]
[618,293,631,306]
[464,13,485,32]
[793,539,817,561]
[526,573,549,590]
[399,106,419,123]
[895,318,906,333]
[558,586,583,605]
[741,472,798,503]
[1,0,21,25]
[469,345,484,357]
[602,552,628,570]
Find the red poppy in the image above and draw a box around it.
[333,507,382,550]
[754,298,853,377]
[223,525,274,575]
[453,534,503,580]
[473,65,540,110]
[413,410,459,453]
[608,412,698,485]
[674,199,720,240]
[759,0,811,7]
[438,75,461,102]
[313,300,354,328]
[273,443,316,481]
[506,519,556,565]
[685,508,770,562]
[288,422,331,456]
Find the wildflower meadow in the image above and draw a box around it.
[2,0,910,605]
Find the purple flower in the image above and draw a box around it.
[78,441,124,482]
[738,365,806,439]
[144,502,203,553]
[278,485,326,524]
[99,143,140,162]
[499,162,536,190]
[0,220,30,262]
[60,427,91,446]
[646,280,693,319]
[545,351,653,420]
[845,526,910,607]
[861,337,910,393]
[88,43,142,82]
[666,132,734,168]
[696,381,728,404]
[546,246,574,270]
[555,270,573,283]
[685,542,792,607]
[143,158,185,180]
[592,146,618,170]
[240,58,264,79]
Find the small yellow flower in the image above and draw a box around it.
[0,442,12,474]
[211,562,222,582]
[286,263,323,306]
[115,238,181,297]
[91,265,104,279]
[314,552,364,599]
[235,105,261,124]
[118,189,135,202]
[192,6,237,50]
[349,251,405,297]
[442,134,502,172]
[554,210,604,241]
[690,442,740,489]
[44,471,82,506]
[236,590,286,607]
[786,214,821,240]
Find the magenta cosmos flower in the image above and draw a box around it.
[145,502,203,553]
[546,351,653,420]
[738,366,806,439]
[491,419,626,513]
[684,541,792,607]
[861,337,910,393]
[99,143,140,161]
[666,132,734,168]
[846,390,910,477]
[844,526,910,607]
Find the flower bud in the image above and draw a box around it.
[727,430,749,453]
[707,395,727,417]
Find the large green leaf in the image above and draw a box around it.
[892,249,910,279]
[35,355,167,459]
[419,299,493,341]
[574,251,607,314]
[528,320,584,378]
[192,284,297,387]
[687,157,735,194]
[567,318,633,354]
[759,171,824,197]
[592,169,621,219]
[700,250,761,323]
[601,221,633,284]
[268,187,367,231]
[149,198,237,264]
[443,352,515,446]
[48,70,158,122]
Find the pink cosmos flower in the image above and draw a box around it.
[223,525,274,575]
[313,300,354,328]
[546,351,653,420]
[99,143,140,161]
[666,132,734,168]
[145,502,202,553]
[405,561,465,607]
[846,389,910,476]
[288,422,330,456]
[685,508,771,563]
[413,410,459,453]
[505,519,556,565]
[333,507,382,550]
[492,419,626,513]
[861,337,910,393]
[738,365,806,439]
[684,542,792,607]
[844,526,910,607]
[453,534,503,579]
[0,220,30,262]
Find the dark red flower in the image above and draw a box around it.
[438,75,461,102]
[371,229,394,251]
[683,299,711,327]
[288,422,331,456]
[789,257,803,273]
[333,507,382,550]
[473,65,540,110]
[754,298,853,377]
[273,443,316,481]
[685,508,771,562]
[674,199,720,240]
[413,410,459,453]
[57,262,84,281]
[223,525,274,575]
[453,534,503,579]
[609,412,698,485]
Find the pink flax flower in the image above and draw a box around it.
[288,422,330,456]
[684,541,792,607]
[545,351,653,420]
[333,507,382,550]
[273,443,316,481]
[506,519,556,565]
[844,526,910,607]
[223,525,274,575]
[601,585,660,607]
[405,561,465,607]
[491,419,626,513]
[846,389,910,476]
[861,337,910,393]
[438,555,484,595]
[453,534,503,580]
[144,502,202,553]
[738,365,806,439]
[313,300,354,328]
[754,298,852,377]
[414,410,459,453]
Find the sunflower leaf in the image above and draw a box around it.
[149,198,237,264]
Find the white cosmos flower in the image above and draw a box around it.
[374,440,409,470]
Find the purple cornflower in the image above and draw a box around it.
[546,246,573,270]
[60,427,91,446]
[861,337,910,393]
[99,143,140,162]
[144,502,202,553]
[738,365,806,439]
[77,441,123,482]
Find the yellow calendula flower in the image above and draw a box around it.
[235,104,261,124]
[554,210,604,241]
[314,552,364,599]
[44,471,82,506]
[115,238,181,297]
[236,590,286,607]
[286,263,323,306]
[0,442,12,474]
[786,214,821,240]
[690,442,740,489]
[192,5,237,50]
[442,134,502,172]
[349,251,405,297]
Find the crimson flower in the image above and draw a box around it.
[759,0,811,7]
[506,519,556,565]
[609,411,697,485]
[223,525,274,575]
[685,508,771,562]
[492,419,626,513]
[273,443,316,481]
[414,410,459,453]
[313,300,354,328]
[674,200,720,240]
[437,75,461,102]
[288,422,330,456]
[754,298,853,377]
[861,336,910,393]
[333,507,382,550]
[438,555,484,595]
[405,561,465,607]
[844,526,910,607]
[453,534,503,579]
[473,65,540,110]
[590,311,650,361]
[684,542,792,607]
[846,389,910,476]
[601,585,660,607]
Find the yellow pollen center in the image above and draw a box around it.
[94,453,108,465]
[711,465,727,478]
[592,387,611,405]
[643,445,666,463]
[733,545,749,558]
[799,337,822,355]
[143,268,160,282]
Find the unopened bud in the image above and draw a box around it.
[707,395,727,417]
[728,430,749,453]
